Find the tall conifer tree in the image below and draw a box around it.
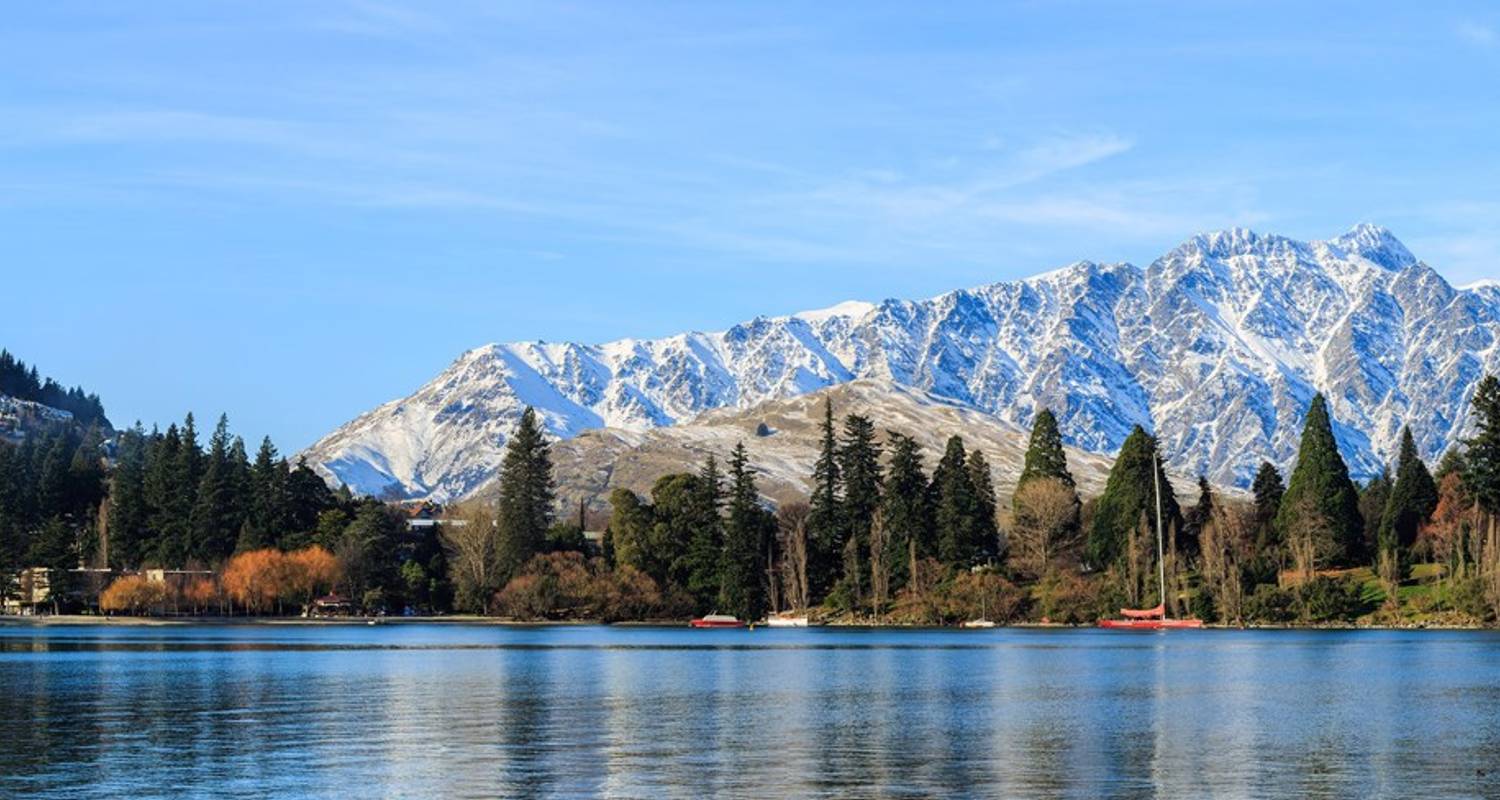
[837,413,881,603]
[496,407,554,581]
[806,397,843,599]
[1379,426,1439,554]
[879,432,929,590]
[1089,426,1180,568]
[719,443,771,621]
[931,436,981,566]
[1018,409,1073,488]
[1275,394,1364,565]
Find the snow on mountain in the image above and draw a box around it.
[303,225,1500,500]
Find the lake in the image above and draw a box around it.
[3,624,1499,798]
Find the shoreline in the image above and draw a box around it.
[0,614,1492,631]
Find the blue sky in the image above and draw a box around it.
[3,1,1499,451]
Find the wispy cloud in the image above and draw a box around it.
[1457,21,1496,46]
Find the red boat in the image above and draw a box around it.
[689,614,745,629]
[1098,450,1204,630]
[1098,604,1204,629]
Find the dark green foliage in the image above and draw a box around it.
[1359,468,1392,556]
[0,349,109,428]
[879,432,929,589]
[837,413,881,603]
[606,487,655,576]
[239,437,288,552]
[931,436,984,566]
[1379,427,1438,555]
[719,443,773,621]
[544,522,588,554]
[495,407,555,581]
[1251,460,1285,550]
[1243,583,1297,624]
[1018,408,1073,489]
[1180,476,1212,561]
[190,415,244,561]
[649,472,709,588]
[1434,447,1468,483]
[966,450,999,561]
[1467,375,1500,515]
[334,501,406,610]
[1190,586,1219,624]
[1298,576,1370,623]
[683,455,725,610]
[1275,394,1364,565]
[1088,426,1180,568]
[806,398,842,600]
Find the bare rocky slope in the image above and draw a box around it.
[483,380,1204,516]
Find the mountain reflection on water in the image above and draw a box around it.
[3,624,1499,799]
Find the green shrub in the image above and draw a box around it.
[1243,583,1296,624]
[1190,586,1218,623]
[1448,576,1490,621]
[1298,576,1368,623]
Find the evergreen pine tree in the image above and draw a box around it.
[495,407,554,581]
[108,424,150,568]
[1088,426,1180,568]
[145,424,190,566]
[1275,394,1364,565]
[837,413,881,604]
[1434,447,1468,482]
[1358,468,1393,556]
[684,455,725,610]
[1018,408,1073,488]
[1251,460,1286,549]
[241,437,285,551]
[931,436,980,566]
[1379,426,1438,554]
[1467,375,1500,516]
[879,432,929,591]
[806,397,843,600]
[719,443,771,621]
[190,414,243,562]
[966,449,999,561]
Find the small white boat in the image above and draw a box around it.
[960,619,996,629]
[764,613,810,628]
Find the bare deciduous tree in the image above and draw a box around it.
[869,510,889,613]
[776,502,810,612]
[1283,494,1337,585]
[442,501,503,613]
[1009,477,1081,579]
[1200,502,1253,624]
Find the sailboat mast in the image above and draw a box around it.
[1154,446,1167,616]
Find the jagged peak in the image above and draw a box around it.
[1164,226,1305,262]
[1324,223,1416,270]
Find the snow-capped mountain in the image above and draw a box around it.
[303,224,1500,500]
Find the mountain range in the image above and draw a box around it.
[302,224,1500,502]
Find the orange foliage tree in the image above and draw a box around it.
[100,575,169,615]
[222,547,345,615]
[222,549,289,614]
[284,546,343,610]
[1421,471,1476,580]
[183,577,223,614]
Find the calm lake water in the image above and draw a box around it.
[3,624,1500,799]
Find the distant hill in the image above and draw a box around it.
[0,349,110,434]
[472,380,1206,516]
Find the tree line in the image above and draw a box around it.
[8,354,1500,626]
[0,410,450,614]
[0,350,109,428]
[459,379,1500,627]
